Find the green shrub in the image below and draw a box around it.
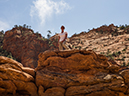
[75,46,78,49]
[109,55,114,60]
[84,47,88,50]
[112,51,120,57]
[123,62,126,66]
[122,48,126,52]
[118,51,121,55]
[121,57,124,61]
[120,25,125,30]
[78,46,82,50]
[127,62,129,66]
[100,52,103,54]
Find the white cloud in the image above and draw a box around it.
[0,20,10,31]
[30,0,71,25]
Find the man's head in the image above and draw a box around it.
[61,25,65,30]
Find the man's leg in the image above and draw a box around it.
[62,41,70,50]
[59,42,63,50]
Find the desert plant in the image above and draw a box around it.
[111,33,114,37]
[122,48,126,52]
[49,43,54,47]
[35,32,40,37]
[114,28,118,33]
[14,25,18,28]
[72,45,74,48]
[0,30,4,34]
[109,55,114,60]
[112,52,120,57]
[121,57,125,61]
[0,47,16,60]
[84,47,88,50]
[80,41,84,45]
[127,30,129,34]
[78,46,82,50]
[118,51,121,55]
[93,48,97,51]
[100,30,103,34]
[38,37,47,41]
[47,30,52,39]
[75,46,78,49]
[101,52,105,54]
[119,25,125,30]
[127,62,129,66]
[106,49,110,54]
[100,52,103,54]
[123,62,126,66]
[104,44,107,47]
[23,24,26,28]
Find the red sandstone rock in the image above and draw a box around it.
[3,28,58,68]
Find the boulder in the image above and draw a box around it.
[35,50,128,96]
[0,56,38,96]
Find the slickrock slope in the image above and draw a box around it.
[35,50,129,96]
[3,27,58,68]
[0,56,37,96]
[67,24,129,66]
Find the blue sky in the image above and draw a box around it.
[0,0,129,37]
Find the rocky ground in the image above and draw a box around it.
[67,24,129,66]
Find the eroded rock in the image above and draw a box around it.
[0,56,38,96]
[35,50,127,96]
[3,28,58,68]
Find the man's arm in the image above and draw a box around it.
[58,36,60,43]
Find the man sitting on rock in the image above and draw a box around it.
[58,25,70,51]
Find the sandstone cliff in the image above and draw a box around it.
[3,27,58,68]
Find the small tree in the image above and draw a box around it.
[14,25,18,28]
[0,30,4,34]
[47,34,51,39]
[23,24,26,28]
[47,30,52,39]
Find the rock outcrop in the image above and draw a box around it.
[1,50,129,96]
[0,56,37,96]
[35,50,129,96]
[3,27,58,68]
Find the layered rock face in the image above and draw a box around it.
[3,28,58,68]
[35,50,129,96]
[0,56,37,96]
[68,24,129,66]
